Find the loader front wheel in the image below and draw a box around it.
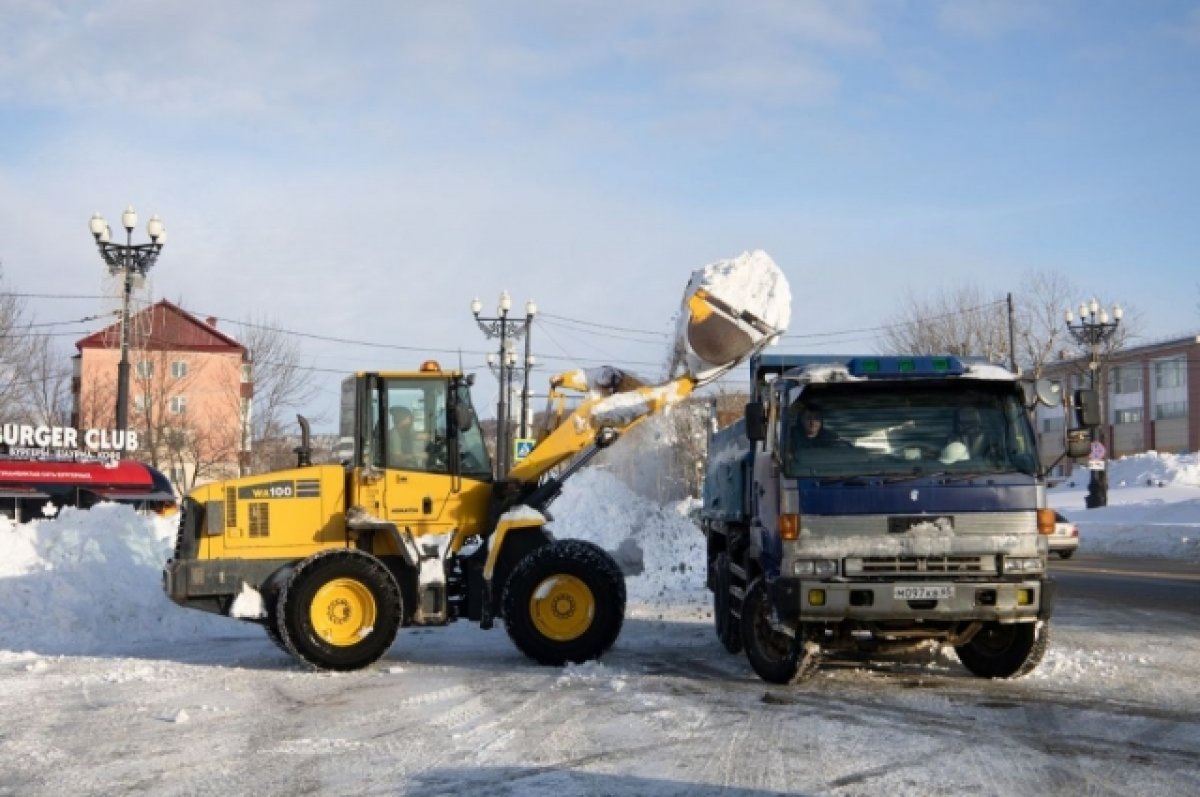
[503,539,626,666]
[278,549,402,671]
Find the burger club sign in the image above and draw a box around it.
[1,423,139,462]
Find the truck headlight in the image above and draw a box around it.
[1003,557,1044,574]
[793,559,838,577]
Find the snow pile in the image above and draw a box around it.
[1049,451,1200,560]
[549,468,707,603]
[0,504,242,655]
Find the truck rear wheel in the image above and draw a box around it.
[502,539,626,666]
[278,549,403,671]
[713,553,742,654]
[955,621,1048,679]
[741,577,820,684]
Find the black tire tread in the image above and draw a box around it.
[502,539,626,666]
[278,548,403,671]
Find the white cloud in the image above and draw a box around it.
[936,0,1052,39]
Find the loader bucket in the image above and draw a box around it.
[685,289,764,368]
[673,250,791,383]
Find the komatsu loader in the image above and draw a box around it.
[164,251,792,671]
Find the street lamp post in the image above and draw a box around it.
[472,293,535,476]
[1064,298,1122,508]
[88,207,166,455]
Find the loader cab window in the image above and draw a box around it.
[382,378,447,473]
[453,382,492,479]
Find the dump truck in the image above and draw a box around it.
[702,353,1093,683]
[164,251,792,670]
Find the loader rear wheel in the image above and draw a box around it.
[713,553,742,654]
[278,549,402,671]
[502,539,626,666]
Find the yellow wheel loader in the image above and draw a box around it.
[163,251,791,671]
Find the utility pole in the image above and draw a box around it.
[471,292,535,476]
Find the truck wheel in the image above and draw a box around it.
[278,549,403,671]
[1057,550,1075,560]
[955,621,1049,679]
[741,577,820,684]
[713,553,742,654]
[502,539,626,666]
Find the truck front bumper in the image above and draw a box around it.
[771,576,1055,624]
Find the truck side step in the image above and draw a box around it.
[729,562,747,581]
[729,585,745,602]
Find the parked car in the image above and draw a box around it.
[1050,511,1080,559]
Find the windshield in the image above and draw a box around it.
[780,381,1038,479]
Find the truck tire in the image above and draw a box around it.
[741,577,819,684]
[955,620,1049,679]
[502,539,626,666]
[713,553,742,654]
[277,549,403,671]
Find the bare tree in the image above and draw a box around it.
[878,284,1009,362]
[236,316,323,474]
[0,264,38,420]
[22,335,74,427]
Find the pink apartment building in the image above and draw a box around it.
[73,300,253,490]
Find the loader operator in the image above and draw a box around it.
[388,406,419,469]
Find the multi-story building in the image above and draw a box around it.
[73,300,253,490]
[1033,332,1199,471]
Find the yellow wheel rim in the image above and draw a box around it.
[529,575,595,642]
[309,578,377,647]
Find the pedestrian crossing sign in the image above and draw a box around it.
[513,438,535,462]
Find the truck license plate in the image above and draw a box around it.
[894,584,955,601]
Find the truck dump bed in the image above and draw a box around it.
[702,418,750,524]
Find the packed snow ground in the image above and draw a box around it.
[1,454,1198,795]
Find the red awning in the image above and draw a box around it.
[0,460,154,488]
[84,487,177,503]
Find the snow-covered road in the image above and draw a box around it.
[2,596,1198,796]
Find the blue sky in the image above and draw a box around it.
[1,1,1198,422]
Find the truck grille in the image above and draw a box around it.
[844,555,996,577]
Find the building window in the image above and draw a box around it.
[133,394,148,411]
[1156,400,1188,420]
[1041,417,1064,433]
[136,360,153,378]
[1110,365,1142,395]
[170,396,187,414]
[1114,408,1142,424]
[171,360,188,379]
[1155,357,1186,389]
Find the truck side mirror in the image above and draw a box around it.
[745,402,765,441]
[1073,389,1100,427]
[1065,429,1091,459]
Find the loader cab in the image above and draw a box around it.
[340,364,494,542]
[339,364,493,480]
